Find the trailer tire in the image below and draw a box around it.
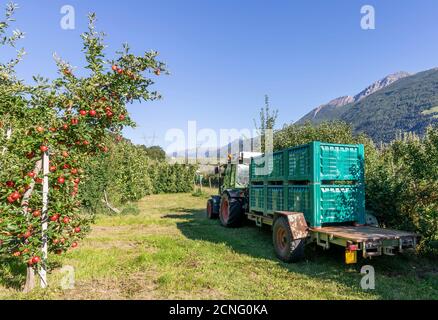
[273,216,305,263]
[219,193,243,227]
[206,199,217,219]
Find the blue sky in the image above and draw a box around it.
[6,0,438,148]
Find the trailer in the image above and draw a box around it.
[206,142,419,264]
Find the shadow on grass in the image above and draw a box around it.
[0,256,27,290]
[0,256,63,291]
[163,209,438,299]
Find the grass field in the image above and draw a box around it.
[0,189,437,300]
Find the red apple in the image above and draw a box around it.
[26,152,35,159]
[11,191,20,201]
[31,256,40,264]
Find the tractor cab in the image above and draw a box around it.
[207,152,262,225]
[215,151,262,193]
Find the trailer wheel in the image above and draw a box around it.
[206,199,217,219]
[219,194,243,227]
[273,216,305,263]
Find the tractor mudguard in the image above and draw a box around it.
[274,211,309,240]
[224,188,245,199]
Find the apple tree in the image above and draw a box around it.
[0,8,166,290]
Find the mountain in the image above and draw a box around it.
[300,71,411,122]
[296,69,438,142]
[352,71,411,101]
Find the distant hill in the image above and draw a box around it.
[297,69,438,142]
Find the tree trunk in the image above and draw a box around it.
[102,190,121,214]
[23,266,35,293]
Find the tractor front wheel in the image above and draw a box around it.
[206,199,217,219]
[219,193,243,227]
[272,216,305,263]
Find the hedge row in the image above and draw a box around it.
[80,138,196,211]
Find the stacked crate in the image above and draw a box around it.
[249,141,365,228]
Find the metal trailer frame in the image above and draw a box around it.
[246,211,419,263]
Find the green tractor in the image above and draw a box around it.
[206,152,260,227]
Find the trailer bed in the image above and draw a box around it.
[309,225,418,260]
[309,226,417,242]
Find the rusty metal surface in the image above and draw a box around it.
[275,211,309,240]
[309,226,418,242]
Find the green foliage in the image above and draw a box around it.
[139,145,166,160]
[366,126,438,254]
[254,95,278,152]
[275,121,361,149]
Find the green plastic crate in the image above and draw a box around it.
[250,151,284,181]
[288,142,365,182]
[250,157,264,182]
[287,184,365,227]
[266,186,284,213]
[250,141,364,183]
[250,185,265,212]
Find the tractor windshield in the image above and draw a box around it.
[236,164,249,188]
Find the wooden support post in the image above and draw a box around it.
[40,151,49,288]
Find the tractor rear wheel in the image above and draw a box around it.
[206,199,217,219]
[219,193,243,227]
[273,216,305,263]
